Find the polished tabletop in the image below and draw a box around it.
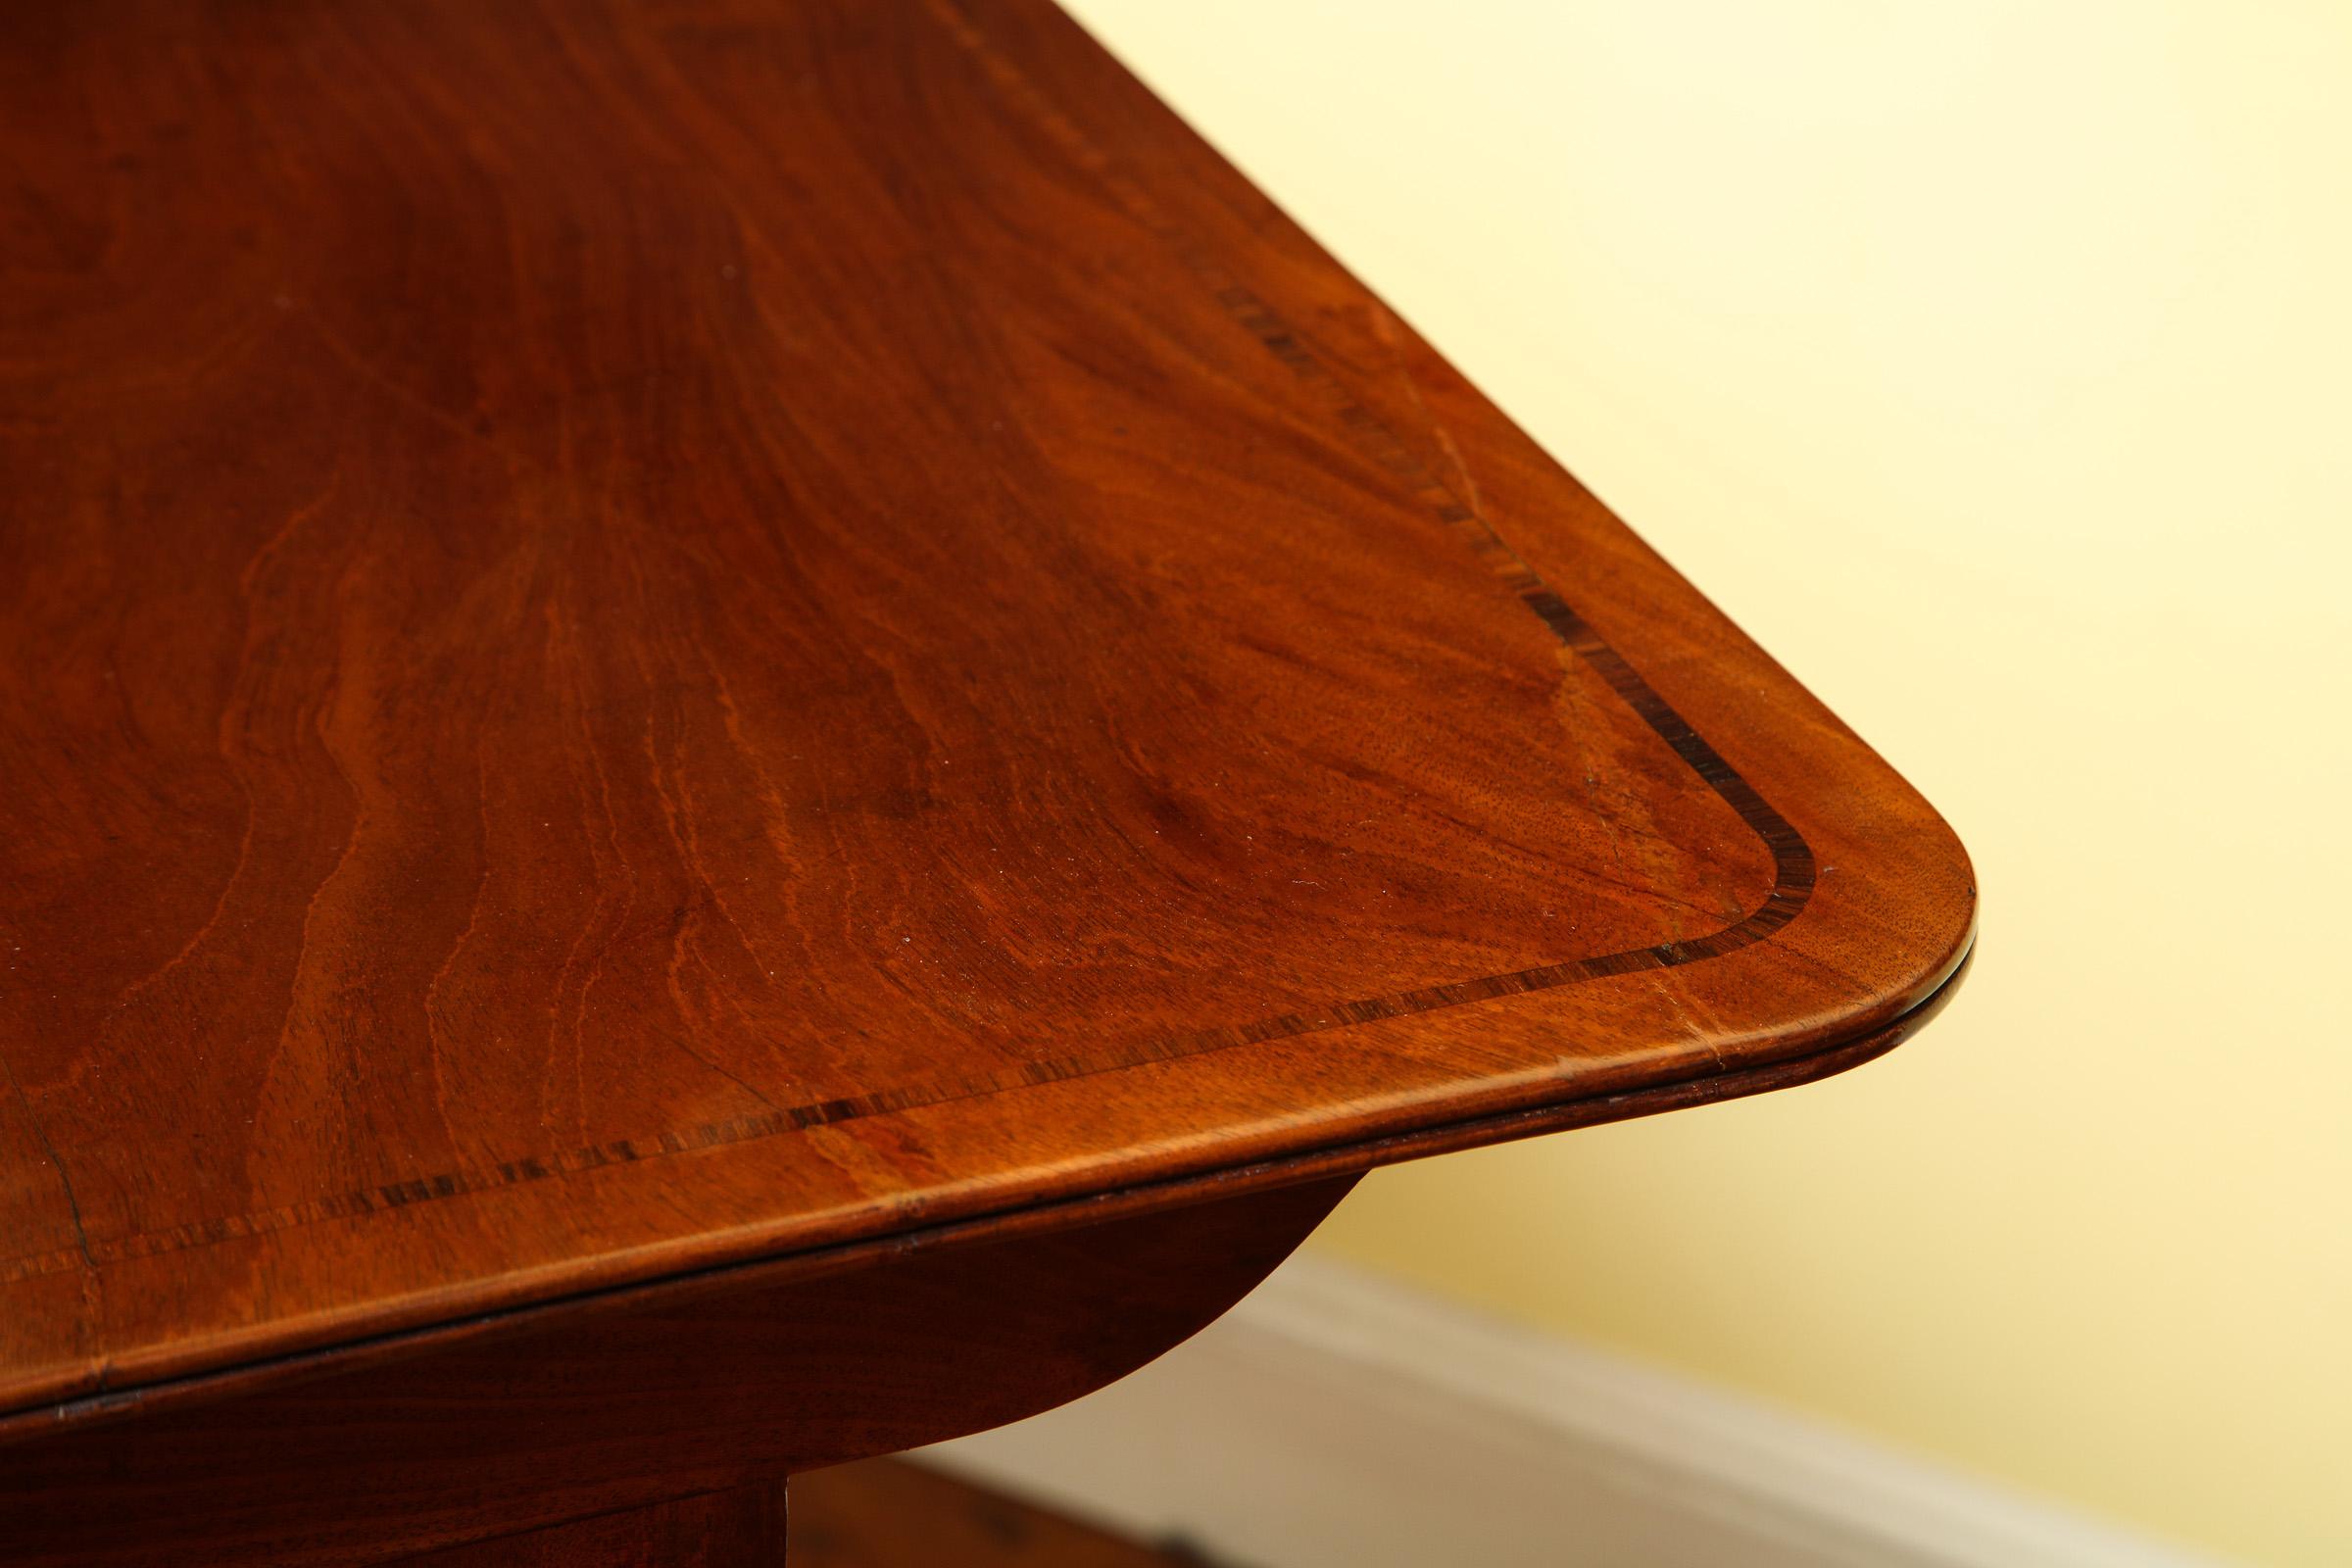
[0,0,1973,1427]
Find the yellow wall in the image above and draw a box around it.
[1056,3,2352,1563]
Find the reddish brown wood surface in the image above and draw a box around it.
[792,1460,1185,1568]
[0,0,1974,1426]
[401,1483,787,1567]
[0,1175,1352,1564]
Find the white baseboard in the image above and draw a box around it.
[918,1252,2219,1568]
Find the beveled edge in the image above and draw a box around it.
[1,935,1970,1443]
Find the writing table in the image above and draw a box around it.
[0,1,1975,1559]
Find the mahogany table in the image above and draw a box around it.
[0,1,1975,1560]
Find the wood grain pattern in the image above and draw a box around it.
[0,0,1974,1429]
[0,1175,1352,1564]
